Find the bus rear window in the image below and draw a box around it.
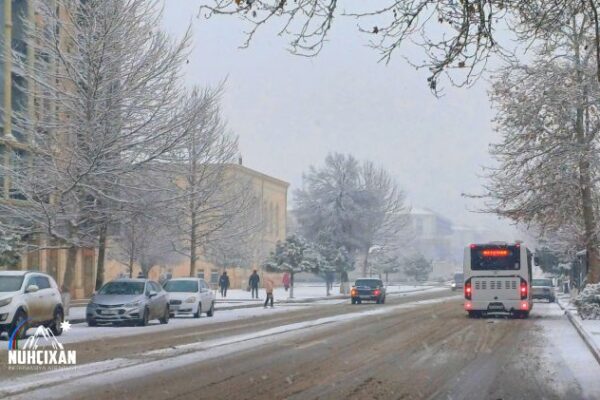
[471,246,520,270]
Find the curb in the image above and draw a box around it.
[556,297,600,366]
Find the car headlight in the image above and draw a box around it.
[185,297,196,303]
[0,297,12,307]
[87,302,98,308]
[125,300,143,308]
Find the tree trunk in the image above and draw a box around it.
[385,271,389,283]
[95,223,107,291]
[576,100,600,284]
[190,210,197,277]
[289,271,294,299]
[362,248,370,276]
[62,245,78,293]
[579,156,600,284]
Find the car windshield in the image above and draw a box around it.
[453,273,464,282]
[532,279,553,287]
[164,280,198,293]
[0,276,24,292]
[354,279,382,288]
[98,281,145,295]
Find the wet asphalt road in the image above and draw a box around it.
[2,289,599,400]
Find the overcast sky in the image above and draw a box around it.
[161,2,518,237]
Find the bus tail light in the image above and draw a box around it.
[464,301,472,310]
[520,278,528,300]
[521,301,529,310]
[464,278,472,300]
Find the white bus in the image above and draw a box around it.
[463,242,533,318]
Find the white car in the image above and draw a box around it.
[163,278,215,318]
[0,271,65,339]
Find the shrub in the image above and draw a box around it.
[574,283,600,320]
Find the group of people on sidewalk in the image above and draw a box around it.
[217,270,293,308]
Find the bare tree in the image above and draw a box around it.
[163,86,241,277]
[295,153,408,276]
[201,1,600,92]
[0,0,196,293]
[482,14,600,283]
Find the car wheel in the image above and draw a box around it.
[10,309,29,340]
[381,296,386,304]
[467,311,479,318]
[193,303,202,319]
[206,302,214,317]
[351,298,356,305]
[159,306,169,324]
[87,319,97,327]
[138,308,149,326]
[50,307,64,336]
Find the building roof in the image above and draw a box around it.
[226,163,290,188]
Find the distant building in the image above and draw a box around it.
[104,164,290,290]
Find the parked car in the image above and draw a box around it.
[531,278,556,302]
[86,279,169,326]
[351,278,386,304]
[451,272,464,291]
[0,270,64,339]
[163,278,215,318]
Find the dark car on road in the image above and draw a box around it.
[351,278,386,304]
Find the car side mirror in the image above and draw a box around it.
[25,284,39,293]
[148,291,158,298]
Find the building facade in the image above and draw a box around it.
[103,163,290,290]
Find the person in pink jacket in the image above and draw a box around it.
[264,277,275,308]
[282,272,291,291]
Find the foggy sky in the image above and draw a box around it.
[161,1,519,238]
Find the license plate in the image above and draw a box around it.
[488,303,505,311]
[101,309,118,315]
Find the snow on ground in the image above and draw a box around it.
[10,303,309,347]
[4,285,443,347]
[580,319,600,350]
[556,293,600,362]
[215,283,435,304]
[0,294,460,400]
[65,283,438,319]
[534,302,600,399]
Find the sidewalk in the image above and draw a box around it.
[556,293,600,365]
[67,283,439,324]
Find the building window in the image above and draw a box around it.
[275,204,280,237]
[9,148,27,200]
[210,269,219,284]
[0,145,5,197]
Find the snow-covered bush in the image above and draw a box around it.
[574,284,600,320]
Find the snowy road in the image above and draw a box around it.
[1,290,600,399]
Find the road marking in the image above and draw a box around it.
[0,294,460,399]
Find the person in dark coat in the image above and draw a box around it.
[249,270,260,299]
[219,271,230,298]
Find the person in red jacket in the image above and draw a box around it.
[282,272,291,291]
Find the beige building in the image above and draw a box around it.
[0,0,98,299]
[103,163,289,290]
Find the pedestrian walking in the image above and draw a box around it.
[249,269,260,299]
[264,277,274,308]
[282,272,290,291]
[219,271,230,298]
